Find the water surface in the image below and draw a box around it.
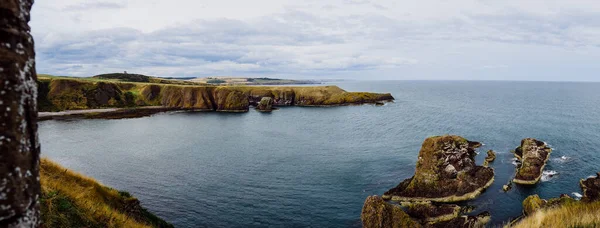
[40,81,600,227]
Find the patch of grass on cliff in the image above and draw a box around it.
[512,201,600,228]
[41,158,173,228]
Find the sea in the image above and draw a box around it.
[39,80,600,227]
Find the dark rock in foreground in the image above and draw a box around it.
[383,135,494,202]
[581,172,600,202]
[427,212,490,228]
[513,138,552,185]
[361,195,423,228]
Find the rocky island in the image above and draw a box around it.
[363,135,494,228]
[36,74,394,120]
[512,138,553,185]
[383,135,494,202]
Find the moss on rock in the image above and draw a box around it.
[361,195,423,228]
[513,138,552,185]
[384,135,494,202]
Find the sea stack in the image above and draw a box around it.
[512,138,552,185]
[383,135,494,202]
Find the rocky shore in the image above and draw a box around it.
[383,135,494,203]
[363,135,494,227]
[364,135,600,227]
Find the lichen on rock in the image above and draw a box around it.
[513,138,552,185]
[384,135,494,202]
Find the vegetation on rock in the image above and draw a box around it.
[361,195,423,228]
[384,135,494,202]
[37,77,394,113]
[513,138,552,185]
[40,158,172,228]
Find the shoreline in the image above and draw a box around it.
[38,101,393,121]
[384,176,495,203]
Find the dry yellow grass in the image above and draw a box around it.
[511,201,600,228]
[40,158,170,228]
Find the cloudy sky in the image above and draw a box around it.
[31,0,600,81]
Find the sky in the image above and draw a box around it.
[30,0,600,81]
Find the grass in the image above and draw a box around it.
[40,158,172,228]
[511,201,600,228]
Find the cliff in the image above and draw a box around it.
[40,158,172,227]
[37,77,394,113]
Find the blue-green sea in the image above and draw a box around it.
[39,81,600,227]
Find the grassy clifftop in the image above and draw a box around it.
[37,76,394,112]
[40,158,172,228]
[512,201,600,227]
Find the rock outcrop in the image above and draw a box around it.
[361,195,423,228]
[361,196,491,228]
[581,173,600,202]
[513,138,552,185]
[256,97,274,112]
[383,135,494,202]
[485,150,496,162]
[522,195,545,216]
[404,202,461,224]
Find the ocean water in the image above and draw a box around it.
[39,81,600,227]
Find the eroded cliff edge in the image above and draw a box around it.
[37,78,394,113]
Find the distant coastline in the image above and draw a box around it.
[37,73,394,120]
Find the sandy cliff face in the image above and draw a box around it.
[37,78,394,112]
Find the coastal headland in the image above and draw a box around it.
[37,74,394,120]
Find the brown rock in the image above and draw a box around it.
[580,173,600,202]
[384,135,494,202]
[485,150,496,162]
[513,138,552,185]
[361,195,422,228]
[256,97,274,112]
[522,195,546,216]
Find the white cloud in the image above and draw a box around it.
[30,0,600,81]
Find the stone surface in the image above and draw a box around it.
[0,0,41,226]
[428,212,491,228]
[485,150,496,162]
[384,135,494,202]
[513,138,552,185]
[256,97,274,112]
[361,195,422,228]
[581,172,600,202]
[522,195,546,216]
[404,202,461,224]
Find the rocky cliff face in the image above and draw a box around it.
[37,78,394,112]
[384,135,494,202]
